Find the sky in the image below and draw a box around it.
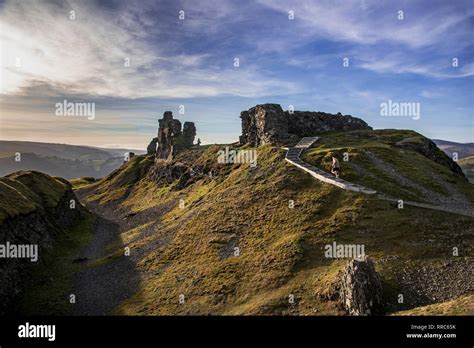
[0,0,473,149]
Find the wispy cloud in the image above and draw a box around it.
[258,0,473,48]
[0,0,473,146]
[0,0,297,98]
[358,54,474,79]
[257,0,474,78]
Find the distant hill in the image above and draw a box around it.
[458,156,474,183]
[0,140,145,179]
[432,139,474,160]
[433,139,474,183]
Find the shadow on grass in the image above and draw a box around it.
[71,216,141,315]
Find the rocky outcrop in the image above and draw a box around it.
[182,122,197,148]
[240,104,293,146]
[156,111,182,160]
[395,138,467,180]
[0,171,84,315]
[153,112,196,160]
[146,137,158,155]
[240,104,371,146]
[330,257,382,316]
[148,161,213,191]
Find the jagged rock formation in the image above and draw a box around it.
[330,257,382,316]
[182,122,197,148]
[146,137,158,155]
[240,104,371,146]
[156,111,182,160]
[153,111,196,160]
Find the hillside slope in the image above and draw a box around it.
[0,171,94,315]
[302,130,472,210]
[74,130,474,316]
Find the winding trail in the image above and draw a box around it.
[72,195,141,315]
[285,137,474,218]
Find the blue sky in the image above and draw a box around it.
[0,0,473,148]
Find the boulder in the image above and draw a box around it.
[331,257,382,316]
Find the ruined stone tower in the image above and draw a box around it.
[147,111,196,161]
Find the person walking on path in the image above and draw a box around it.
[331,156,340,178]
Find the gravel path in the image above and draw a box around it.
[71,185,178,315]
[72,203,141,315]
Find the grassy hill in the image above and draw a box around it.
[74,129,474,315]
[302,130,473,208]
[0,171,95,315]
[0,171,70,223]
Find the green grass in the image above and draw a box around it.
[76,133,474,316]
[70,177,96,190]
[0,171,69,224]
[302,129,473,203]
[17,212,96,315]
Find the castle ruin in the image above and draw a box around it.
[147,111,196,161]
[239,104,371,146]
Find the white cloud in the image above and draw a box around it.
[0,0,296,99]
[358,54,474,79]
[248,0,474,81]
[258,0,473,49]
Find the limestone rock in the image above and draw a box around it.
[331,257,382,316]
[240,104,293,146]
